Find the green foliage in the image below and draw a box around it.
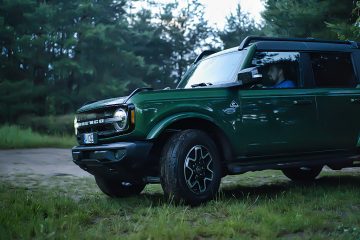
[16,114,75,135]
[1,0,359,124]
[0,125,76,149]
[262,0,357,39]
[219,4,262,49]
[158,0,214,84]
[132,0,215,85]
[327,1,360,41]
[0,0,216,122]
[0,80,46,121]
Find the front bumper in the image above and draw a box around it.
[72,141,153,180]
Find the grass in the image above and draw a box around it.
[1,170,360,239]
[0,125,76,149]
[17,114,75,135]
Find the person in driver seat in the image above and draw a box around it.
[267,63,296,88]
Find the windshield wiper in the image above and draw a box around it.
[191,82,213,88]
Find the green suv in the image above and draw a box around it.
[72,36,360,205]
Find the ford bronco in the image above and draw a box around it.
[72,36,360,205]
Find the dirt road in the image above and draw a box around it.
[0,148,359,184]
[0,148,90,178]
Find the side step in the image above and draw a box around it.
[227,154,360,175]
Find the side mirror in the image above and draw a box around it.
[237,67,263,86]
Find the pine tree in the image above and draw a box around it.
[262,0,356,39]
[157,0,214,85]
[219,4,261,49]
[327,1,360,41]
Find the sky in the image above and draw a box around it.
[200,0,265,29]
[132,0,265,29]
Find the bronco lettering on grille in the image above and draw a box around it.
[78,119,105,127]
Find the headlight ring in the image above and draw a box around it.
[113,108,128,131]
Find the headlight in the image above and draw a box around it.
[113,108,128,131]
[74,116,78,135]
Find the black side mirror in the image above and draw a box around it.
[237,67,263,86]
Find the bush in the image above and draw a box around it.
[16,114,75,135]
[0,125,76,149]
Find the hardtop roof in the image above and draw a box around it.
[240,36,359,52]
[195,36,359,64]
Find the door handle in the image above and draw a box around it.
[350,98,360,104]
[293,99,313,105]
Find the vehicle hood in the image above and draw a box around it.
[77,96,127,113]
[77,86,230,113]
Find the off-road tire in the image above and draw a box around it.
[95,176,146,197]
[282,166,322,182]
[160,129,222,205]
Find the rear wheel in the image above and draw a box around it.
[95,176,146,197]
[282,166,322,182]
[160,129,222,205]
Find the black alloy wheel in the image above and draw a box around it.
[160,129,222,205]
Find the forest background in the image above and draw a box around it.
[1,0,359,134]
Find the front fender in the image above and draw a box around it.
[146,112,215,140]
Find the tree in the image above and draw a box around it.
[262,0,357,39]
[0,0,48,119]
[0,0,150,120]
[0,0,217,122]
[327,1,360,41]
[219,4,262,49]
[128,8,173,89]
[157,0,214,85]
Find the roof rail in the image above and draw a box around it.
[239,36,359,50]
[193,50,217,64]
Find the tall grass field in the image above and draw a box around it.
[0,125,76,149]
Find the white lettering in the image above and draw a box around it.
[79,119,105,127]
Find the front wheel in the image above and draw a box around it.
[282,166,322,182]
[160,129,222,205]
[95,176,146,197]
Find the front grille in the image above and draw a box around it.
[78,123,115,135]
[77,111,113,122]
[76,108,118,139]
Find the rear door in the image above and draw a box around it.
[309,52,360,150]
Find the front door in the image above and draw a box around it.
[235,51,320,157]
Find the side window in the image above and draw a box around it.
[250,52,300,88]
[310,52,357,88]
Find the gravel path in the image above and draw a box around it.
[0,148,359,182]
[0,148,90,178]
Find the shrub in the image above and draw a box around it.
[16,114,75,135]
[0,125,76,149]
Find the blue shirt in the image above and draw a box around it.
[273,80,295,88]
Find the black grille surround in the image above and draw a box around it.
[76,107,120,142]
[76,110,114,122]
[75,104,135,143]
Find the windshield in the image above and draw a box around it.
[177,50,247,89]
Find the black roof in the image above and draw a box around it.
[239,36,360,52]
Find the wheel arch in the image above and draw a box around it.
[146,113,214,140]
[147,114,234,174]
